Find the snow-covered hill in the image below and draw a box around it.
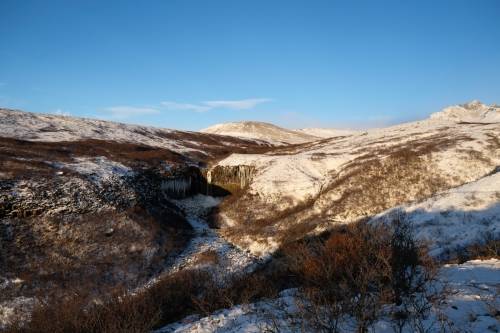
[201,121,320,145]
[0,108,271,160]
[213,102,500,254]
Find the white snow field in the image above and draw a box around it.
[155,102,500,333]
[218,102,499,205]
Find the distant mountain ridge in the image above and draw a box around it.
[202,101,499,145]
[201,121,320,145]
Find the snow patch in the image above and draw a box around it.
[60,156,133,184]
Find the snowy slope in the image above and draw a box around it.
[219,121,499,209]
[0,108,269,158]
[371,171,500,258]
[201,121,320,145]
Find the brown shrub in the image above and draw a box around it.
[5,269,206,333]
[281,219,438,332]
[5,263,281,333]
[216,134,472,247]
[454,232,500,263]
[5,218,441,333]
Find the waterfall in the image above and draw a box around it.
[161,177,192,197]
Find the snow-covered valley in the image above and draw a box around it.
[0,102,499,332]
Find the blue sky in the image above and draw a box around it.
[1,0,499,130]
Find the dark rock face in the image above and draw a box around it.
[0,165,195,307]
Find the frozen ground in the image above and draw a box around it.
[58,156,134,185]
[156,102,499,332]
[0,296,34,331]
[157,259,500,333]
[1,102,498,331]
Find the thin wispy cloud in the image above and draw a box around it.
[99,98,271,121]
[161,101,211,113]
[161,98,272,112]
[51,109,71,116]
[203,98,272,110]
[103,106,160,118]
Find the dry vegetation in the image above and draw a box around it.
[0,132,278,329]
[0,137,187,180]
[1,118,498,331]
[4,219,442,333]
[318,150,448,220]
[453,232,500,263]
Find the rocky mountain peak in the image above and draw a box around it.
[430,100,500,123]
